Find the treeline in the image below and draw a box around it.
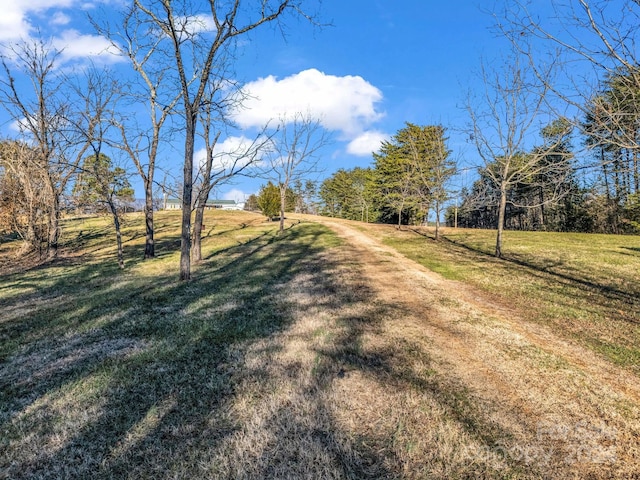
[316,123,455,239]
[246,179,320,220]
[455,67,640,235]
[315,66,640,237]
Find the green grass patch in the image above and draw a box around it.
[369,225,640,372]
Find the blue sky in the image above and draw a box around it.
[0,0,508,201]
[225,0,505,198]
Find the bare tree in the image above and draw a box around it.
[466,55,572,257]
[496,0,640,167]
[0,40,90,259]
[263,113,330,234]
[0,141,48,253]
[191,90,271,260]
[95,6,182,260]
[69,67,133,268]
[131,0,320,280]
[189,46,272,262]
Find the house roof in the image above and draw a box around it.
[165,198,237,206]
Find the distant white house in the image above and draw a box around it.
[164,198,243,211]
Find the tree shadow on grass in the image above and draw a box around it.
[0,225,279,470]
[309,311,530,478]
[203,230,273,262]
[62,225,114,253]
[1,221,540,479]
[200,218,264,240]
[207,241,533,478]
[0,223,376,478]
[413,231,640,312]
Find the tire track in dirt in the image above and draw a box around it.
[309,216,640,477]
[318,218,640,401]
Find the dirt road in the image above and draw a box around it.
[308,217,640,478]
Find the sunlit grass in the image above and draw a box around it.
[1,210,349,478]
[2,212,638,478]
[372,225,640,371]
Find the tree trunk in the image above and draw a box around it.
[634,148,639,194]
[434,200,441,241]
[25,193,37,251]
[613,153,622,202]
[496,183,507,258]
[279,187,286,234]
[110,203,125,269]
[143,177,155,258]
[601,148,611,201]
[47,190,60,259]
[26,222,36,250]
[454,200,458,229]
[624,148,631,198]
[179,111,196,281]
[539,186,546,228]
[192,201,205,262]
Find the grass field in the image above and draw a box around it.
[1,211,638,478]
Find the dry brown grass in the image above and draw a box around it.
[197,246,521,479]
[290,216,640,479]
[2,211,638,478]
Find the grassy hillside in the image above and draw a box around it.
[0,211,343,477]
[1,212,638,478]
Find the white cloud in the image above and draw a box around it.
[9,119,25,133]
[0,5,31,41]
[51,12,71,25]
[235,69,385,139]
[1,1,76,40]
[25,0,75,8]
[196,135,269,172]
[52,30,122,63]
[1,1,118,63]
[346,130,389,156]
